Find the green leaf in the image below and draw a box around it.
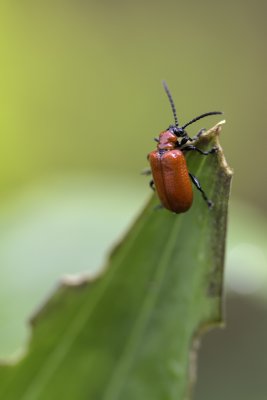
[0,121,232,400]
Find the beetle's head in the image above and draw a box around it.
[169,125,187,138]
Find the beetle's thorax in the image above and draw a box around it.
[157,130,177,150]
[157,124,190,151]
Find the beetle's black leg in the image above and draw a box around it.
[150,179,155,191]
[189,173,213,209]
[174,136,189,148]
[141,168,152,175]
[187,128,206,142]
[154,203,164,211]
[189,128,206,141]
[180,137,189,146]
[183,145,218,155]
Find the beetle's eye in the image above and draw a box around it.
[174,127,183,137]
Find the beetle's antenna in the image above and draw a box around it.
[162,81,179,127]
[182,111,223,129]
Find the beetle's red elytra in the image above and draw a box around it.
[147,81,223,214]
[149,148,193,213]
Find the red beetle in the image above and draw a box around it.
[147,82,223,213]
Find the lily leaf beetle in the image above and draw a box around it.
[147,81,223,213]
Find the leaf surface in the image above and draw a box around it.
[0,121,232,400]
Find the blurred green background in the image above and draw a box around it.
[0,1,266,399]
